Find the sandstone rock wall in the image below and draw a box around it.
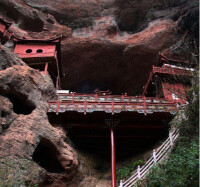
[0,0,198,95]
[0,0,198,186]
[0,46,78,186]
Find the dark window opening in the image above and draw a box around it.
[26,49,32,53]
[6,94,36,115]
[32,138,65,173]
[36,49,43,53]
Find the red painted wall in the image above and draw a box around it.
[162,82,189,104]
[14,44,56,58]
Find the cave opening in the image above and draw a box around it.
[48,112,170,163]
[32,138,65,173]
[19,17,44,32]
[61,44,158,96]
[66,127,169,162]
[6,94,36,115]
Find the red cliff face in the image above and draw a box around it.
[0,46,78,186]
[0,0,198,94]
[0,0,198,186]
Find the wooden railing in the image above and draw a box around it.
[153,66,192,76]
[56,92,171,104]
[119,129,179,187]
[48,100,177,115]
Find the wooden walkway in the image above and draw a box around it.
[48,92,177,115]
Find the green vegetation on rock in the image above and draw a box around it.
[0,157,43,187]
[144,68,199,187]
[117,159,145,181]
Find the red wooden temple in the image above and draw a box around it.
[48,97,175,187]
[142,53,193,105]
[9,31,194,187]
[0,15,194,187]
[13,35,63,89]
[47,53,193,187]
[0,17,12,44]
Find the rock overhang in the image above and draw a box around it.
[60,19,176,95]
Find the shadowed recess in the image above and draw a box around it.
[32,138,65,173]
[6,94,36,115]
[48,112,170,161]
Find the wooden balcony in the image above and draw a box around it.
[48,98,177,115]
[56,92,171,104]
[152,66,192,76]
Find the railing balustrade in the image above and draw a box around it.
[48,100,177,115]
[119,129,179,187]
[153,66,192,76]
[56,92,172,104]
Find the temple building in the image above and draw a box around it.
[13,35,63,89]
[142,53,193,105]
[5,27,193,187]
[47,52,194,187]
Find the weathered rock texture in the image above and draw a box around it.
[0,95,17,133]
[0,65,56,107]
[0,107,78,185]
[0,45,25,70]
[63,18,176,94]
[0,0,199,186]
[0,46,78,186]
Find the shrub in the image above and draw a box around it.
[146,136,199,187]
[117,159,145,181]
[145,73,199,187]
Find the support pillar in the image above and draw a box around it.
[56,76,60,90]
[105,119,120,187]
[110,127,116,187]
[44,62,48,75]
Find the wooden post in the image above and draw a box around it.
[55,52,61,90]
[58,76,61,90]
[137,165,141,179]
[169,132,173,147]
[119,180,123,187]
[143,96,147,115]
[56,99,60,115]
[72,92,75,103]
[43,62,48,75]
[153,149,157,163]
[105,119,120,187]
[84,100,87,115]
[121,95,124,102]
[110,127,116,187]
[56,76,59,90]
[112,100,114,115]
[95,93,98,102]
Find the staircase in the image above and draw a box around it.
[119,129,179,187]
